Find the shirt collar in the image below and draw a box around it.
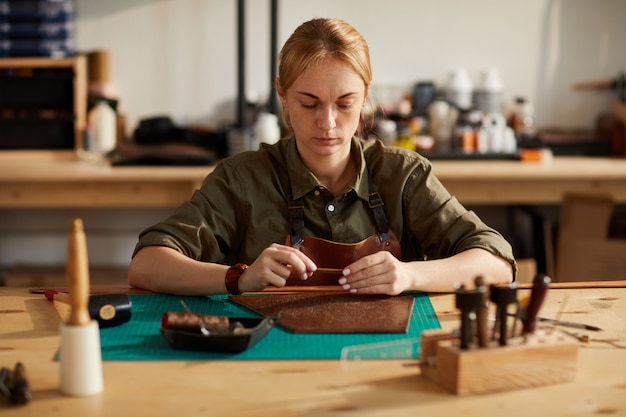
[283,137,371,202]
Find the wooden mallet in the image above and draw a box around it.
[59,218,103,396]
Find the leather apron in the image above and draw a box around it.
[285,171,401,286]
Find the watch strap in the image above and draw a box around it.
[225,263,248,295]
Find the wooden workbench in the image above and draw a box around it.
[1,153,626,208]
[0,286,624,416]
[0,153,206,208]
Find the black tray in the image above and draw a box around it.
[160,316,276,353]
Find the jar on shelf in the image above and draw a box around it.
[475,68,503,115]
[445,68,473,111]
[87,100,117,155]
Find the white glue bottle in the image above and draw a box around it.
[87,100,117,156]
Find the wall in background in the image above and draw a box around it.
[74,0,626,134]
[1,0,625,273]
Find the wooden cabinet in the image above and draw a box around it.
[0,56,87,155]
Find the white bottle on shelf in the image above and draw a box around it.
[254,112,281,146]
[87,100,117,156]
[445,68,473,110]
[485,113,507,153]
[512,96,536,137]
[475,68,503,115]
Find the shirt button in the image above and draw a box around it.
[327,204,335,212]
[314,190,320,196]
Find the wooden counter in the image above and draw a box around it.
[433,155,626,205]
[1,153,626,208]
[0,153,207,208]
[0,286,624,416]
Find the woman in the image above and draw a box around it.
[128,18,515,296]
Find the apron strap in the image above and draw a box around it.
[366,172,391,242]
[288,197,305,247]
[265,152,304,247]
[289,169,392,244]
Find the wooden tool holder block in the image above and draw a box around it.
[420,329,578,395]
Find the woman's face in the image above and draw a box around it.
[278,57,367,160]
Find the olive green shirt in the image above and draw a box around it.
[134,137,516,276]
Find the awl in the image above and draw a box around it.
[522,274,551,335]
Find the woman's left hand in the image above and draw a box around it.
[338,248,514,294]
[337,251,411,295]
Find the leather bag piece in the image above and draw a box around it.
[284,231,402,286]
[229,292,414,333]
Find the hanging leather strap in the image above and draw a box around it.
[265,153,304,247]
[288,197,305,247]
[366,172,391,242]
[289,169,392,244]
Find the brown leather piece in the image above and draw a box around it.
[161,312,232,334]
[229,292,414,333]
[284,231,402,286]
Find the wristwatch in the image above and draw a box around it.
[225,263,248,295]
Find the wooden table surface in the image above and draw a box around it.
[1,286,625,416]
[1,153,626,207]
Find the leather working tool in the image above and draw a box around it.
[0,362,31,405]
[59,218,104,396]
[454,285,484,350]
[473,276,490,348]
[489,283,518,346]
[522,274,551,335]
[45,290,132,328]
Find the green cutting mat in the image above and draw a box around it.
[99,293,441,361]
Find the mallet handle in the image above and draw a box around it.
[66,218,91,326]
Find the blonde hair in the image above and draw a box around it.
[277,18,372,134]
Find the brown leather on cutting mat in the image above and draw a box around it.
[229,292,414,333]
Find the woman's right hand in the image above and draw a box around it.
[238,243,317,292]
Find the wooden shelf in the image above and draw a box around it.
[0,55,87,155]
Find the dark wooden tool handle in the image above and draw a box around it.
[66,218,91,326]
[523,274,551,334]
[474,276,489,348]
[9,362,31,405]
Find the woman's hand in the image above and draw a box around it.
[338,248,514,294]
[238,243,317,292]
[338,251,411,296]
